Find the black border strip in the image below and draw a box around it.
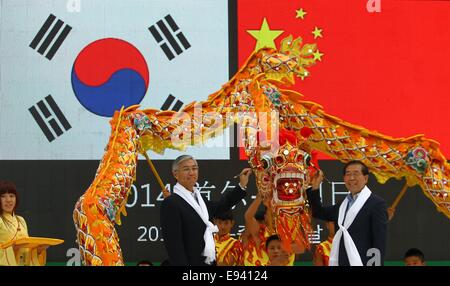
[228,0,239,161]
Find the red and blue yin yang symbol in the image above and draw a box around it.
[71,38,149,117]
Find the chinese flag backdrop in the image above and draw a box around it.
[238,0,450,159]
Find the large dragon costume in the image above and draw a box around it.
[73,35,450,266]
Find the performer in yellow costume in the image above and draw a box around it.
[213,210,243,266]
[241,196,297,266]
[313,220,335,266]
[265,235,292,266]
[0,181,31,266]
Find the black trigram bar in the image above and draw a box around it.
[29,95,72,142]
[30,14,72,60]
[161,94,184,112]
[149,14,191,61]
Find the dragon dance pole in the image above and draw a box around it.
[141,150,166,191]
[391,183,409,209]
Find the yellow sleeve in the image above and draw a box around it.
[0,218,11,244]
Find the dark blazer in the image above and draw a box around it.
[307,188,388,266]
[160,185,247,266]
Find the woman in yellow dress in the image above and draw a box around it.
[0,181,30,266]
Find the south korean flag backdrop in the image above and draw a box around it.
[0,0,449,265]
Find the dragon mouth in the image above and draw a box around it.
[274,172,304,201]
[277,206,301,215]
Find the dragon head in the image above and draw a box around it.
[246,128,317,251]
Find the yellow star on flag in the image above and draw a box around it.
[312,27,323,39]
[296,8,307,19]
[247,18,284,51]
[313,50,324,61]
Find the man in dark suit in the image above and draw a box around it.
[307,160,388,266]
[160,155,250,266]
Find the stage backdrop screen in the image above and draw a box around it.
[1,0,449,265]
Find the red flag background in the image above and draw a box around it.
[238,0,450,159]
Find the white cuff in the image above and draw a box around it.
[239,183,247,190]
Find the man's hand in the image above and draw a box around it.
[162,188,171,198]
[387,207,396,221]
[311,169,324,190]
[239,168,252,189]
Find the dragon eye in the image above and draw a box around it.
[304,154,311,166]
[261,155,272,170]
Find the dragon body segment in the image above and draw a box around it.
[73,111,143,265]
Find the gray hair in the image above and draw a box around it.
[172,155,196,172]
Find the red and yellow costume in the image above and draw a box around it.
[314,237,333,266]
[242,224,295,266]
[214,234,243,266]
